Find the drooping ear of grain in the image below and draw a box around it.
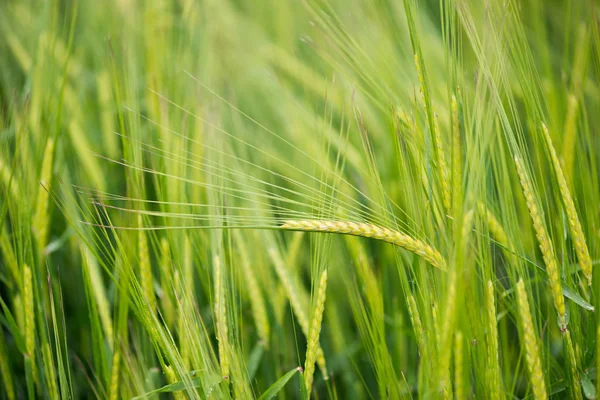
[281,220,446,270]
[515,279,547,400]
[304,269,328,393]
[541,124,592,285]
[513,157,565,328]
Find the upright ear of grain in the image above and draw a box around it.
[267,246,327,377]
[541,124,592,285]
[454,331,464,400]
[233,231,270,347]
[513,157,565,328]
[304,269,328,393]
[516,279,547,400]
[108,349,121,400]
[486,281,503,400]
[563,330,582,400]
[32,137,55,255]
[138,215,156,313]
[23,264,37,386]
[213,255,230,380]
[0,329,15,400]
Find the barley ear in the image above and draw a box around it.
[541,124,592,285]
[304,269,328,393]
[108,349,121,400]
[434,113,451,213]
[214,255,230,380]
[0,330,15,400]
[513,157,565,328]
[451,92,462,213]
[32,137,55,255]
[138,215,156,312]
[454,331,464,400]
[486,281,503,400]
[280,220,446,270]
[563,330,582,400]
[164,365,185,400]
[516,279,547,400]
[23,264,37,385]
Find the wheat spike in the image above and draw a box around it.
[280,220,446,270]
[513,157,565,328]
[516,279,547,400]
[305,269,328,393]
[541,124,592,285]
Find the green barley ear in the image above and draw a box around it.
[233,231,270,347]
[108,349,121,400]
[563,330,582,400]
[304,269,328,394]
[159,238,176,329]
[454,331,464,400]
[540,124,592,285]
[32,137,55,255]
[213,255,230,380]
[0,330,15,400]
[516,279,547,400]
[138,214,156,312]
[281,220,446,270]
[23,264,37,385]
[433,113,451,214]
[267,245,328,377]
[485,281,503,399]
[451,92,462,214]
[163,365,185,400]
[513,157,565,328]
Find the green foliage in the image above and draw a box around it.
[0,0,599,398]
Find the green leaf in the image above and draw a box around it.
[258,366,302,400]
[247,341,265,381]
[562,284,594,311]
[131,371,221,400]
[581,372,596,399]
